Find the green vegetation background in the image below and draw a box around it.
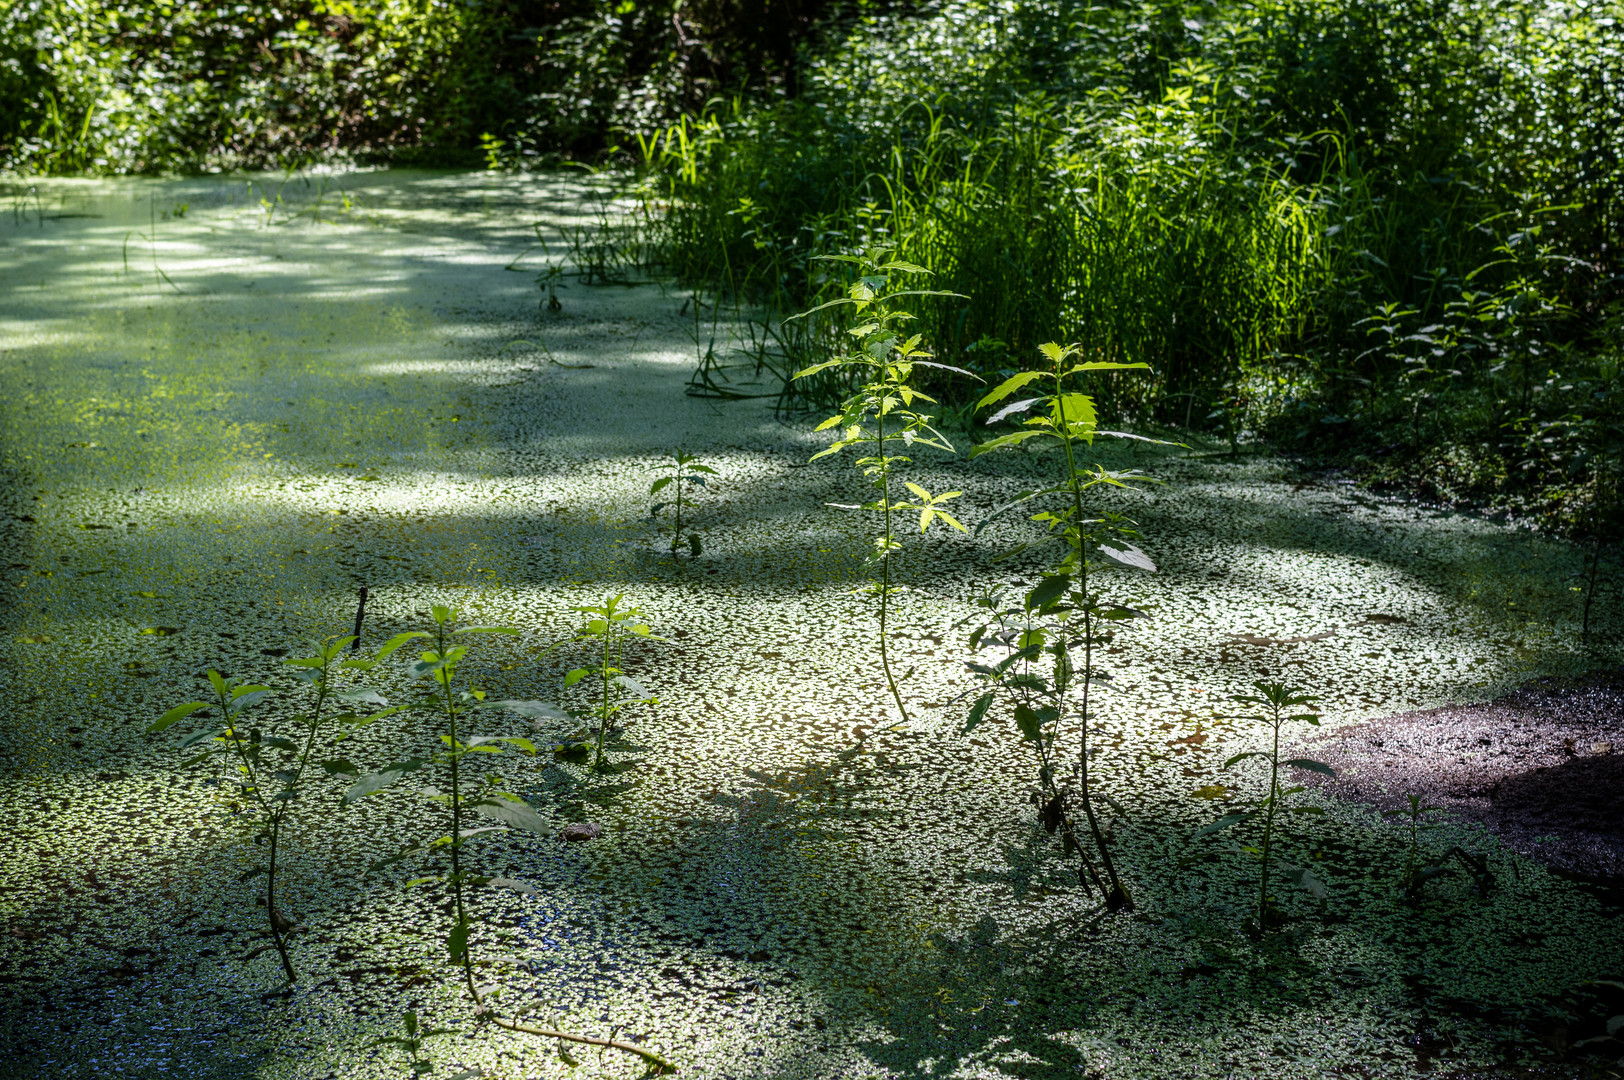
[3,0,1619,552]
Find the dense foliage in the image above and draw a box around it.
[636,0,1621,540]
[0,0,845,170]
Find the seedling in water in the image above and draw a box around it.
[650,450,716,557]
[966,340,1172,911]
[1196,681,1336,927]
[363,1011,449,1077]
[1384,793,1448,897]
[791,249,973,722]
[149,636,398,982]
[565,594,659,769]
[959,583,1137,903]
[346,606,674,1073]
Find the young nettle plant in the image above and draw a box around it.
[1386,793,1448,898]
[790,249,973,722]
[346,606,673,1073]
[958,583,1136,904]
[564,594,659,769]
[1196,681,1336,928]
[650,450,716,558]
[965,340,1170,912]
[149,636,398,982]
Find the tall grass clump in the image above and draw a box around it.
[636,0,1621,536]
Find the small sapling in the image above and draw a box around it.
[650,450,716,557]
[965,340,1173,911]
[149,636,399,982]
[1196,681,1336,927]
[345,606,674,1072]
[790,249,974,722]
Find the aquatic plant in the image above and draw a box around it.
[959,582,1137,907]
[363,1011,449,1077]
[791,250,971,723]
[346,606,674,1072]
[650,450,716,557]
[1385,793,1449,899]
[963,340,1165,911]
[563,594,659,769]
[148,636,398,982]
[1197,681,1336,927]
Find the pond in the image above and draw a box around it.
[0,170,1618,1079]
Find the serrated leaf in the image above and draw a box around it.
[1097,543,1157,572]
[1285,758,1337,777]
[344,760,424,802]
[1014,704,1043,742]
[1194,812,1252,837]
[977,370,1049,409]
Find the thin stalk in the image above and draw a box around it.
[441,624,471,980]
[263,827,296,982]
[437,628,674,1074]
[1054,381,1131,911]
[876,385,908,723]
[260,658,333,985]
[218,697,295,982]
[595,629,612,767]
[1258,708,1283,924]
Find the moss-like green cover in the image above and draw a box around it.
[0,171,1617,1080]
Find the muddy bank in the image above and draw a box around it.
[1302,669,1624,881]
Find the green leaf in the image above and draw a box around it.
[471,795,552,834]
[447,919,469,961]
[1194,812,1252,837]
[1223,752,1268,769]
[373,631,430,661]
[650,477,673,494]
[486,877,540,896]
[321,758,359,776]
[977,370,1049,409]
[1025,575,1071,612]
[1284,758,1337,777]
[148,701,211,733]
[465,735,538,754]
[563,669,590,687]
[1065,361,1151,374]
[986,397,1044,424]
[1097,543,1157,572]
[964,691,994,733]
[1014,705,1043,742]
[455,626,519,636]
[344,760,424,802]
[1279,862,1328,899]
[968,430,1046,457]
[479,699,573,722]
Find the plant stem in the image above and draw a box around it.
[264,825,296,982]
[876,383,908,724]
[1054,370,1131,911]
[595,626,612,768]
[1258,707,1282,925]
[218,684,296,981]
[440,624,473,991]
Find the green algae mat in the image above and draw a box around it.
[1,172,1620,1080]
